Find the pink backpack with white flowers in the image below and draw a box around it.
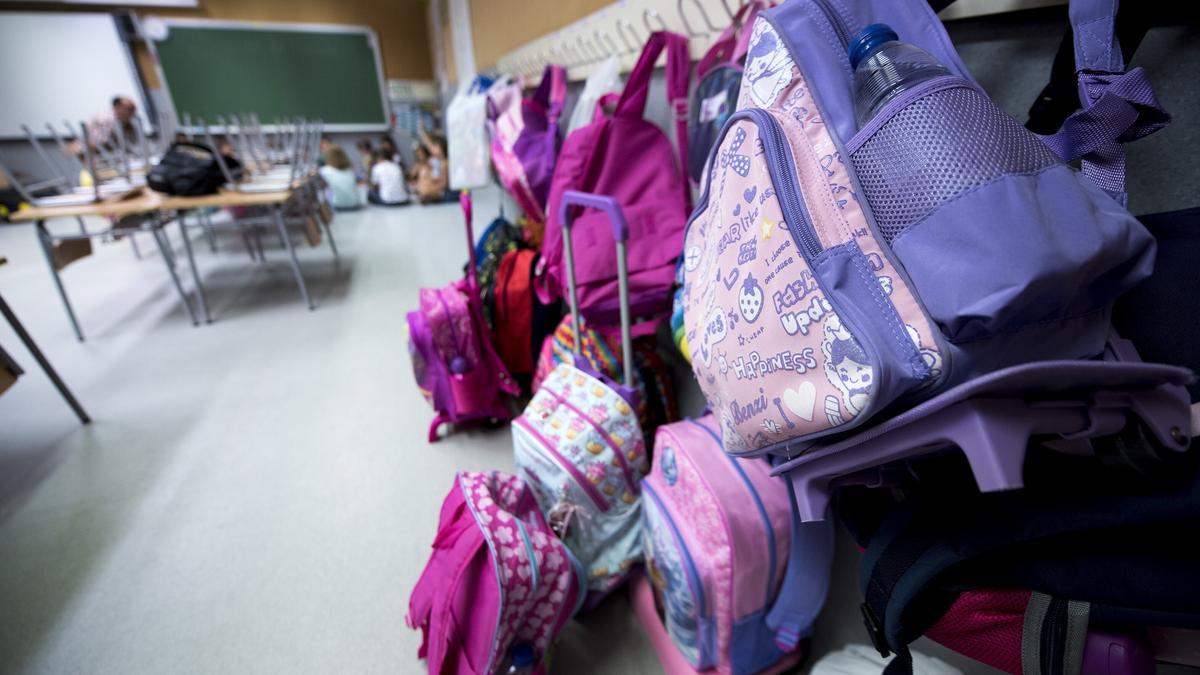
[408,471,586,675]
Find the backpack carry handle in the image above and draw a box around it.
[461,190,480,290]
[559,190,634,387]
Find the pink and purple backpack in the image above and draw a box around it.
[640,415,835,674]
[682,0,1163,457]
[408,470,586,675]
[406,193,519,442]
[538,31,692,325]
[487,66,567,227]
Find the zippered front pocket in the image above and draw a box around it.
[514,416,610,513]
[683,111,892,455]
[642,481,715,670]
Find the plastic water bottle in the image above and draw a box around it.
[506,643,535,674]
[849,24,952,128]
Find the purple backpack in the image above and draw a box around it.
[538,31,692,325]
[406,193,519,442]
[682,0,1165,456]
[488,66,567,227]
[640,415,834,674]
[408,470,585,675]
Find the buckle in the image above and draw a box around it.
[671,98,689,121]
[861,603,891,658]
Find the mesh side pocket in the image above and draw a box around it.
[851,86,1059,244]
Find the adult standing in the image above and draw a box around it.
[85,96,138,148]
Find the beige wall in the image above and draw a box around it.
[469,0,611,70]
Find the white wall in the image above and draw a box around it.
[0,12,146,139]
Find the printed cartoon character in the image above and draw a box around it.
[645,505,702,661]
[739,273,764,323]
[661,446,679,485]
[744,22,794,107]
[821,315,873,415]
[614,398,632,416]
[586,440,605,455]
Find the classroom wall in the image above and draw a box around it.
[150,0,433,81]
[469,0,611,71]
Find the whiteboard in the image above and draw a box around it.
[0,12,147,138]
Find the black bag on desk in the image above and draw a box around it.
[147,142,239,196]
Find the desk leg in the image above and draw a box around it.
[272,204,313,310]
[0,293,90,424]
[199,209,218,253]
[177,212,212,324]
[35,221,85,342]
[150,223,200,326]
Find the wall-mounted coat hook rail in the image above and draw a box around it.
[678,0,722,37]
[643,8,668,34]
[615,18,641,54]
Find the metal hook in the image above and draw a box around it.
[561,40,584,67]
[615,18,641,53]
[595,29,620,58]
[642,8,668,35]
[677,0,722,36]
[577,34,600,63]
[721,0,740,20]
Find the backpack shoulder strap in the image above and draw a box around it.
[764,480,836,652]
[1040,0,1170,204]
[615,31,692,206]
[532,65,568,124]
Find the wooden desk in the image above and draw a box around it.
[156,186,316,324]
[9,185,308,341]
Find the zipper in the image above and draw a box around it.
[541,385,640,497]
[514,517,541,593]
[689,420,778,608]
[515,416,610,512]
[643,482,708,620]
[744,109,823,260]
[811,0,852,48]
[1041,597,1067,675]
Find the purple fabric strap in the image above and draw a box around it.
[1040,67,1169,203]
[1055,0,1169,203]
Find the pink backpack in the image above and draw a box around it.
[488,66,567,227]
[406,193,519,442]
[408,470,586,675]
[640,415,834,674]
[538,31,692,324]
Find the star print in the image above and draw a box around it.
[738,335,746,346]
[760,217,774,240]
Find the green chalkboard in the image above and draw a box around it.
[155,23,387,129]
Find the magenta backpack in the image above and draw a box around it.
[406,193,519,442]
[639,415,834,674]
[538,31,692,325]
[488,66,567,227]
[408,470,586,675]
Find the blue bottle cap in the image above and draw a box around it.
[510,643,535,667]
[848,23,900,69]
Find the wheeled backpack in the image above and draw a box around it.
[513,193,649,606]
[406,192,519,441]
[682,0,1164,456]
